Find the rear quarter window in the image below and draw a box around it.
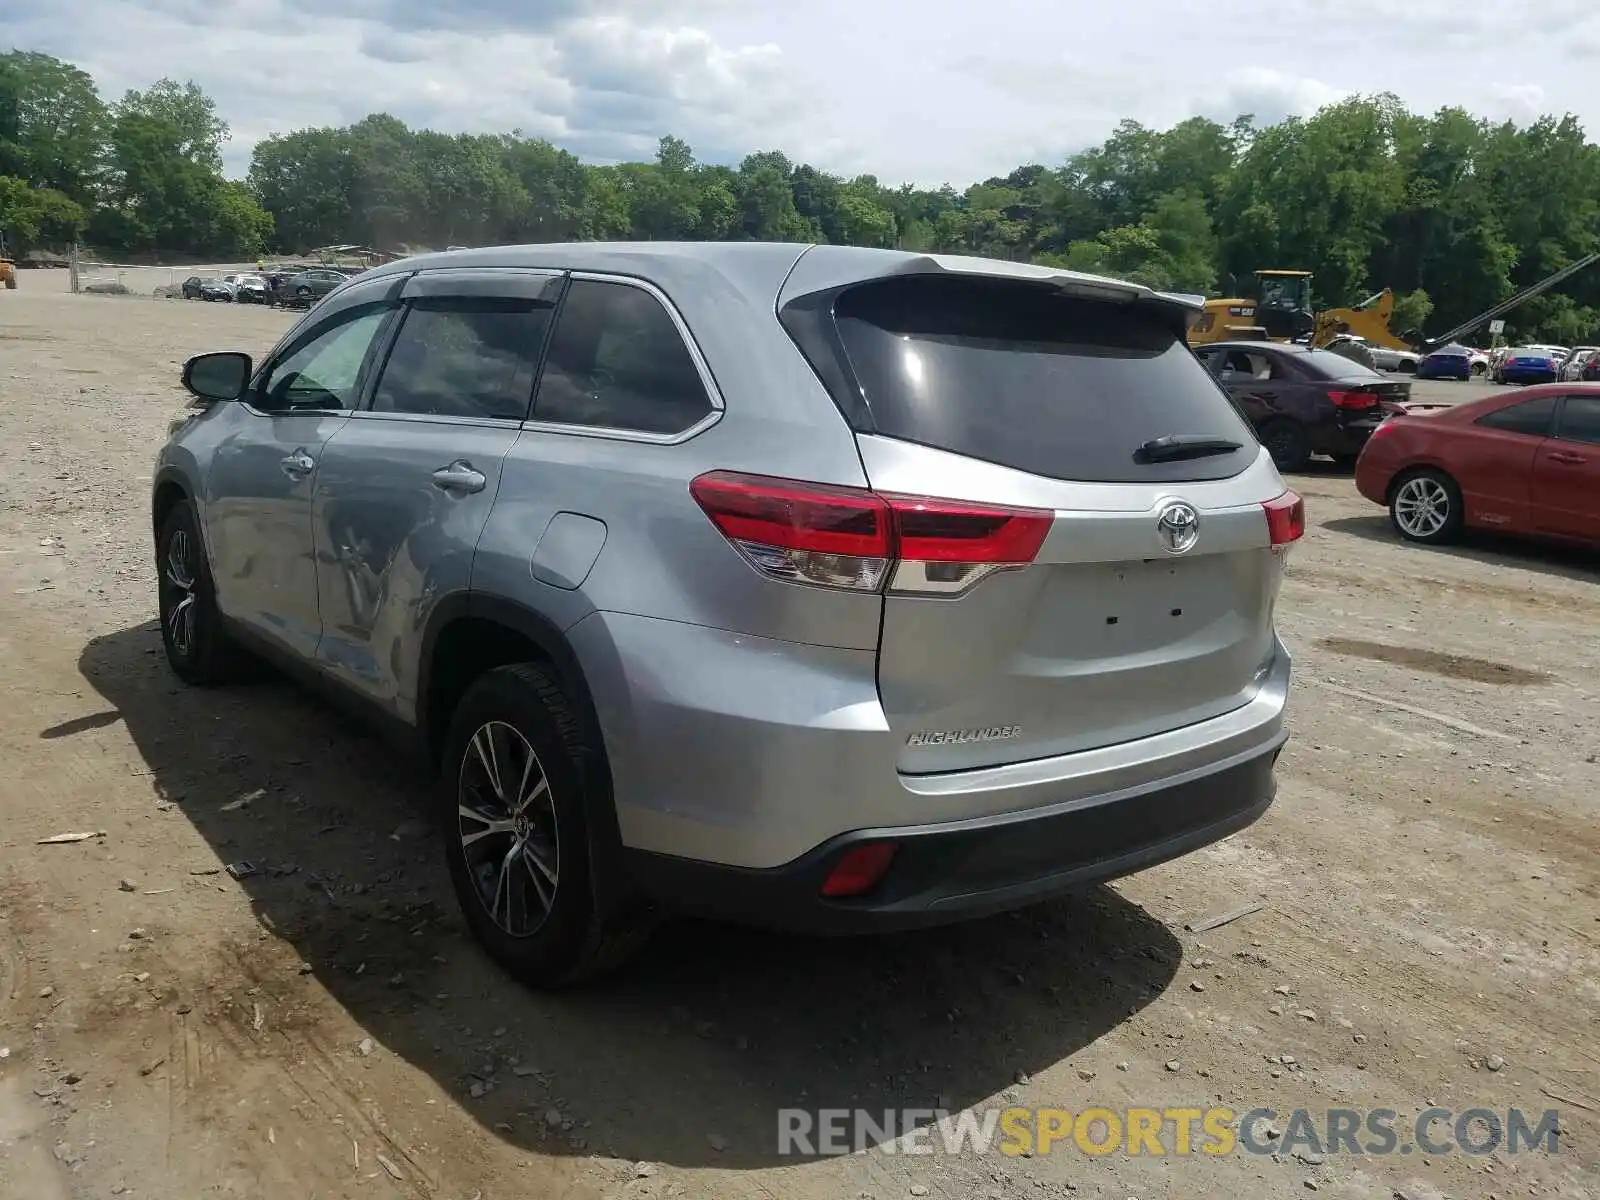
[824,275,1258,483]
[1299,349,1386,380]
[1476,396,1558,436]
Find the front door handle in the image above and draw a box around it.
[431,461,487,494]
[280,449,315,479]
[1548,450,1587,465]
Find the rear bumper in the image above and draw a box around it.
[1317,415,1384,456]
[573,610,1292,873]
[623,742,1281,934]
[1502,368,1556,384]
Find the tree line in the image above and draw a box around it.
[4,48,1600,341]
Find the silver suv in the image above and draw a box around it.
[155,243,1301,985]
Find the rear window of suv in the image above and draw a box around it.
[827,275,1257,483]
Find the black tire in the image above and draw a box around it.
[1397,359,1417,374]
[1387,467,1464,545]
[156,500,243,684]
[1471,361,1486,376]
[295,285,311,299]
[440,663,653,987]
[1258,419,1312,472]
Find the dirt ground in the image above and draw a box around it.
[1,281,1596,1200]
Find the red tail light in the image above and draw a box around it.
[1366,417,1399,445]
[1328,389,1378,410]
[1262,490,1305,546]
[820,842,898,897]
[690,471,1052,597]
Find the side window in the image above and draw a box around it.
[370,298,552,421]
[255,305,391,412]
[1556,396,1600,445]
[1216,350,1274,382]
[533,279,714,435]
[1477,396,1558,437]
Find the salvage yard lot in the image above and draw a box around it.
[0,289,1596,1200]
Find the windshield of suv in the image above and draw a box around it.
[831,274,1257,483]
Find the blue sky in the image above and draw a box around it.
[9,0,1600,184]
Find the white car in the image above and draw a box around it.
[1328,334,1419,373]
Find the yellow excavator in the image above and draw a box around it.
[1186,269,1412,350]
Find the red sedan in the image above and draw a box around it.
[1355,383,1600,546]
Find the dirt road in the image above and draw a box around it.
[1,289,1596,1200]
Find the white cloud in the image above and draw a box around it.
[6,0,1600,185]
[1201,68,1349,129]
[1489,83,1548,124]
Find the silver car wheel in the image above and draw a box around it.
[457,720,559,937]
[162,528,197,656]
[1393,476,1451,538]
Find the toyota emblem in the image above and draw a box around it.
[1156,501,1201,554]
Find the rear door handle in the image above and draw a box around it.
[431,461,487,494]
[1548,451,1588,465]
[280,449,315,479]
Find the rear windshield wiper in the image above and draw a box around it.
[1133,434,1244,464]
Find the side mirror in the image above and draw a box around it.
[182,351,252,402]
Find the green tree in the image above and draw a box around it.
[0,175,86,246]
[97,78,263,256]
[1390,288,1434,337]
[10,48,1600,344]
[0,52,105,202]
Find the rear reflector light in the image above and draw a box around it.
[689,471,1052,597]
[1328,389,1378,410]
[1262,490,1305,546]
[820,842,898,897]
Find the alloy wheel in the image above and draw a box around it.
[162,528,198,657]
[457,721,560,937]
[1393,476,1451,539]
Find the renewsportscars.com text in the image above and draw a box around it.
[777,1106,1560,1158]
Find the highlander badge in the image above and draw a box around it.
[907,725,1021,748]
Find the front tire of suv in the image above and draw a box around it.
[440,663,651,987]
[157,500,243,684]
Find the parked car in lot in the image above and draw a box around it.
[180,275,205,300]
[1369,342,1421,374]
[1560,347,1600,382]
[1464,347,1490,376]
[276,268,349,307]
[155,243,1301,984]
[232,273,272,305]
[1195,339,1409,471]
[1493,347,1560,385]
[1327,335,1420,373]
[198,276,236,302]
[1355,383,1600,546]
[1416,343,1474,381]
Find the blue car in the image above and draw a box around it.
[1417,343,1473,380]
[1496,347,1558,385]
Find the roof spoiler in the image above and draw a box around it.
[876,254,1207,325]
[777,246,1210,335]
